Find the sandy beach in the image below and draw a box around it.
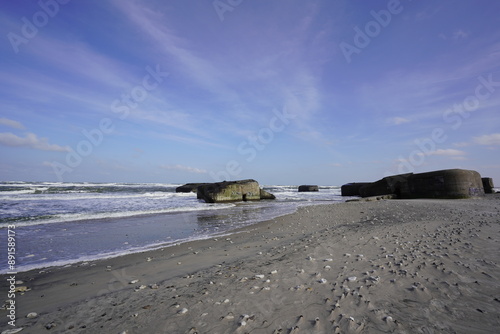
[2,195,500,334]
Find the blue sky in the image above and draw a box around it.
[1,0,499,185]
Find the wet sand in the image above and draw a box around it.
[1,195,500,333]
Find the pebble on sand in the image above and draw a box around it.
[178,308,188,315]
[26,312,38,318]
[1,328,24,334]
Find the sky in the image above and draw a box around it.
[1,0,499,186]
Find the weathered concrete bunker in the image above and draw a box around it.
[298,185,319,192]
[358,174,412,198]
[343,169,486,199]
[341,183,371,196]
[196,179,275,203]
[175,183,208,193]
[404,169,484,199]
[482,177,495,194]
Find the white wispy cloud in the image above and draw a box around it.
[473,133,500,146]
[427,148,466,156]
[415,5,443,21]
[357,41,500,125]
[112,0,325,142]
[416,149,467,160]
[112,1,240,103]
[452,29,470,40]
[387,117,411,125]
[0,132,70,152]
[453,142,470,148]
[160,164,207,174]
[28,35,135,90]
[438,29,470,41]
[0,117,25,130]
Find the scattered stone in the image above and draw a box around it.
[26,312,38,318]
[45,322,56,330]
[178,308,188,315]
[2,328,24,334]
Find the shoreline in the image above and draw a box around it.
[1,195,499,333]
[0,194,345,275]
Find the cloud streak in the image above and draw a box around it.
[0,118,25,130]
[0,132,70,152]
[160,164,207,174]
[387,117,411,125]
[473,133,500,146]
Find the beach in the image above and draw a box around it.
[2,195,500,333]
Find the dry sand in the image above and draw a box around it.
[2,195,500,334]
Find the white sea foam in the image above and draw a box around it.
[0,202,236,228]
[0,191,185,202]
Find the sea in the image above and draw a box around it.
[0,181,351,273]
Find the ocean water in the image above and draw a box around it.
[0,182,348,273]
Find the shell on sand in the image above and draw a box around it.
[2,328,25,334]
[26,312,38,318]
